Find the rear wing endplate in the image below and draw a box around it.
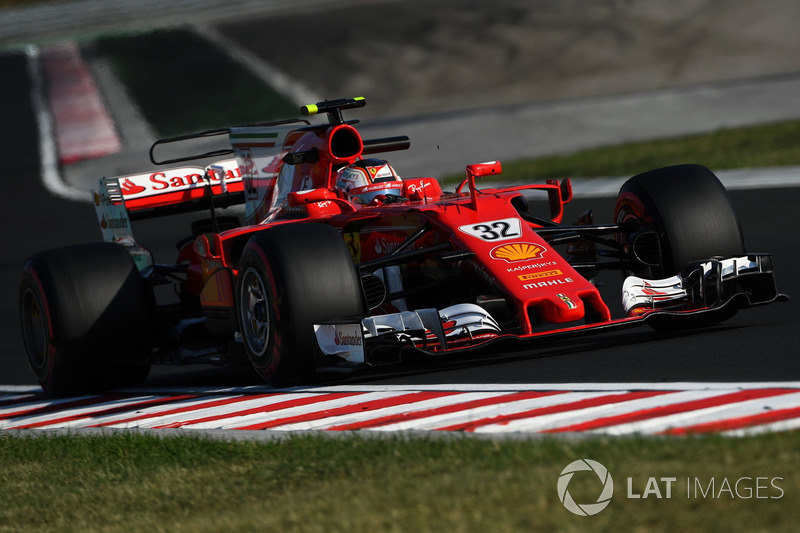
[91,179,153,271]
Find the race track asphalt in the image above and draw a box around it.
[144,187,800,388]
[3,160,798,387]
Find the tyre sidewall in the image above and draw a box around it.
[615,164,745,277]
[236,224,366,385]
[19,243,152,394]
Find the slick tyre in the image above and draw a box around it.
[615,164,744,278]
[237,223,366,386]
[19,243,152,396]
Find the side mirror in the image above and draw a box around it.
[466,161,502,179]
[460,161,503,211]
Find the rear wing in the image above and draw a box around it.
[91,158,242,270]
[98,158,244,220]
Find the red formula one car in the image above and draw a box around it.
[19,98,788,394]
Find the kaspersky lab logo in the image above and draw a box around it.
[557,459,614,516]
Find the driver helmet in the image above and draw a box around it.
[336,158,403,203]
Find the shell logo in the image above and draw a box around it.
[490,242,547,263]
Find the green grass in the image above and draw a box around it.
[1,431,798,532]
[93,28,297,137]
[444,118,800,185]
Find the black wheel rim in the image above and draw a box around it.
[239,266,270,358]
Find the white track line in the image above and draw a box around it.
[25,44,87,202]
[3,384,799,436]
[5,382,800,396]
[0,395,162,430]
[196,24,320,106]
[0,394,99,418]
[470,391,686,434]
[364,392,620,433]
[178,391,423,430]
[104,391,328,430]
[262,391,520,432]
[46,395,237,430]
[595,391,800,435]
[266,382,800,393]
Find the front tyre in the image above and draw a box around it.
[237,223,366,386]
[615,164,744,278]
[19,243,152,396]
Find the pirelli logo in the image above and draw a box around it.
[517,269,562,281]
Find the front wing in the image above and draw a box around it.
[312,254,788,371]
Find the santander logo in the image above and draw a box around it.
[120,178,146,195]
[334,331,362,346]
[118,162,242,199]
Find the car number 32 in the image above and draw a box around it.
[458,218,523,242]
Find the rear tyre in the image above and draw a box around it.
[237,224,366,386]
[614,164,744,278]
[19,243,152,396]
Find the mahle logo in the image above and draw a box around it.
[557,459,614,516]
